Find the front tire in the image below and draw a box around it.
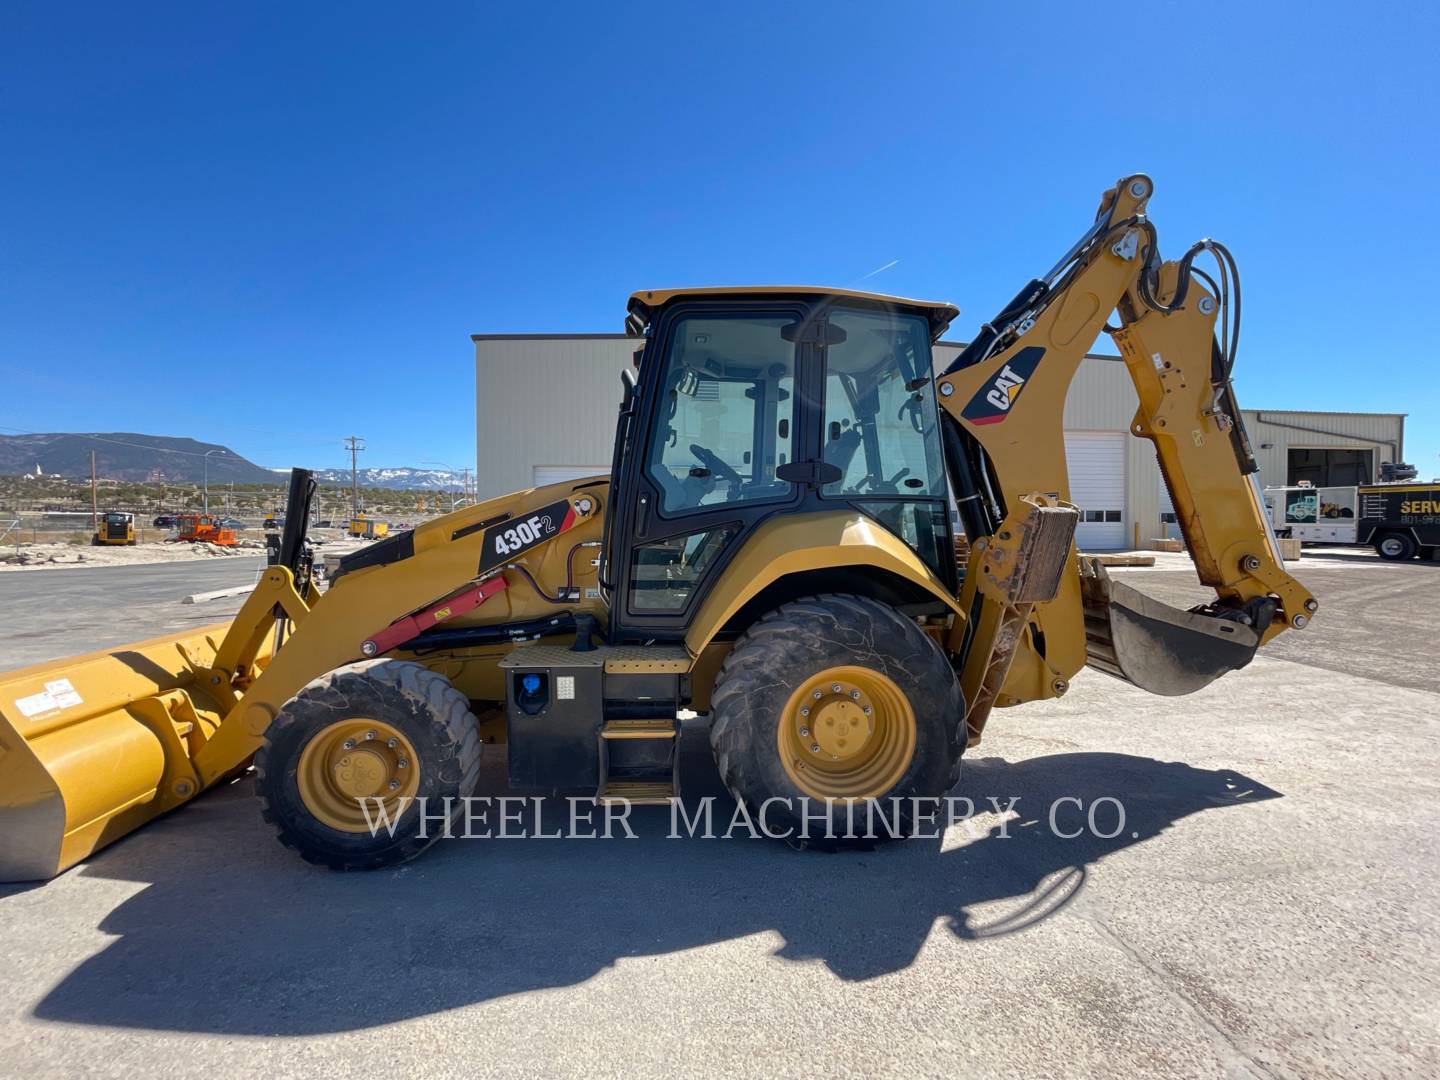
[709,594,964,846]
[1376,533,1417,561]
[255,659,482,870]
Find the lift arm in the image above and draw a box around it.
[937,174,1316,739]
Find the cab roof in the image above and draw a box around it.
[626,286,959,339]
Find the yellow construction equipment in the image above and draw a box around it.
[0,175,1316,880]
[91,511,135,546]
[348,516,389,539]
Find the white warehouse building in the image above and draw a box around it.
[474,333,1405,551]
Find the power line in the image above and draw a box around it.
[344,435,366,519]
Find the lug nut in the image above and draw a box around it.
[800,706,810,717]
[850,690,861,699]
[387,738,398,748]
[799,726,810,737]
[813,690,822,700]
[810,743,821,753]
[831,684,842,693]
[397,758,408,769]
[365,730,377,741]
[343,739,355,750]
[863,706,873,716]
[388,780,400,791]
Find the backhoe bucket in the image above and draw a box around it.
[0,626,251,881]
[1079,559,1263,696]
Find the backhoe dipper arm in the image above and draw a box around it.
[937,174,1316,738]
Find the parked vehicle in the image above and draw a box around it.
[152,514,178,528]
[1265,480,1440,560]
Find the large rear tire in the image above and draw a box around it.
[255,659,482,870]
[709,594,964,846]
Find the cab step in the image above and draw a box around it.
[600,718,677,740]
[596,717,679,804]
[595,780,675,806]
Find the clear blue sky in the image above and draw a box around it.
[2,2,1437,476]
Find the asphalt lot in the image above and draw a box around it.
[0,550,1436,1078]
[0,556,266,671]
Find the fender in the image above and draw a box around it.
[683,510,961,659]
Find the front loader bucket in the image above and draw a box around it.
[0,625,253,882]
[1079,559,1263,696]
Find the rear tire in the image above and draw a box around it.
[709,594,964,847]
[255,659,482,870]
[1375,533,1418,561]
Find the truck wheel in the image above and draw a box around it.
[709,594,964,847]
[1375,533,1417,561]
[255,659,482,870]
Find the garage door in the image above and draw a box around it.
[1065,432,1126,550]
[532,465,609,488]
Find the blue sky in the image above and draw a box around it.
[2,2,1436,476]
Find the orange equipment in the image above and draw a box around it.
[176,514,238,546]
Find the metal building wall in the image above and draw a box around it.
[474,333,1403,548]
[1240,410,1405,489]
[473,335,637,499]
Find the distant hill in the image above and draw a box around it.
[0,433,470,491]
[0,433,279,485]
[308,467,468,492]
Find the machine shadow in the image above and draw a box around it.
[32,739,1280,1036]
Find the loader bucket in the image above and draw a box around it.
[1079,559,1264,696]
[0,625,255,882]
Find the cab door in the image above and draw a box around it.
[606,303,815,641]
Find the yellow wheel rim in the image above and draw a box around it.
[297,719,420,832]
[777,666,917,801]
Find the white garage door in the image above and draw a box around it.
[532,465,609,488]
[1066,432,1126,550]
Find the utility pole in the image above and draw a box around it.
[345,436,366,519]
[90,451,98,534]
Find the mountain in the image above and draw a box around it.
[0,432,278,484]
[306,467,468,491]
[0,433,470,491]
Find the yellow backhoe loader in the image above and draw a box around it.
[0,175,1316,880]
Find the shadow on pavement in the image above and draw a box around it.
[30,741,1279,1035]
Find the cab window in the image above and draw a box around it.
[646,313,796,515]
[821,309,944,498]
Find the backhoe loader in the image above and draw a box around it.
[0,175,1316,879]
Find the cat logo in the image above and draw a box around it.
[960,346,1046,426]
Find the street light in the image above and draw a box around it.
[421,459,474,511]
[203,449,226,514]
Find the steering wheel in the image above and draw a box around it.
[689,444,742,485]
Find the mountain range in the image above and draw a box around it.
[0,433,468,491]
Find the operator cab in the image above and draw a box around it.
[604,287,959,642]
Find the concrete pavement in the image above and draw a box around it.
[0,553,1436,1077]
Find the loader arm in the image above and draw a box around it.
[938,174,1316,739]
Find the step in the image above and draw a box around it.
[596,780,674,805]
[600,718,677,741]
[498,644,690,673]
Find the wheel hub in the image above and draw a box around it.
[779,666,917,801]
[297,719,420,832]
[809,685,874,762]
